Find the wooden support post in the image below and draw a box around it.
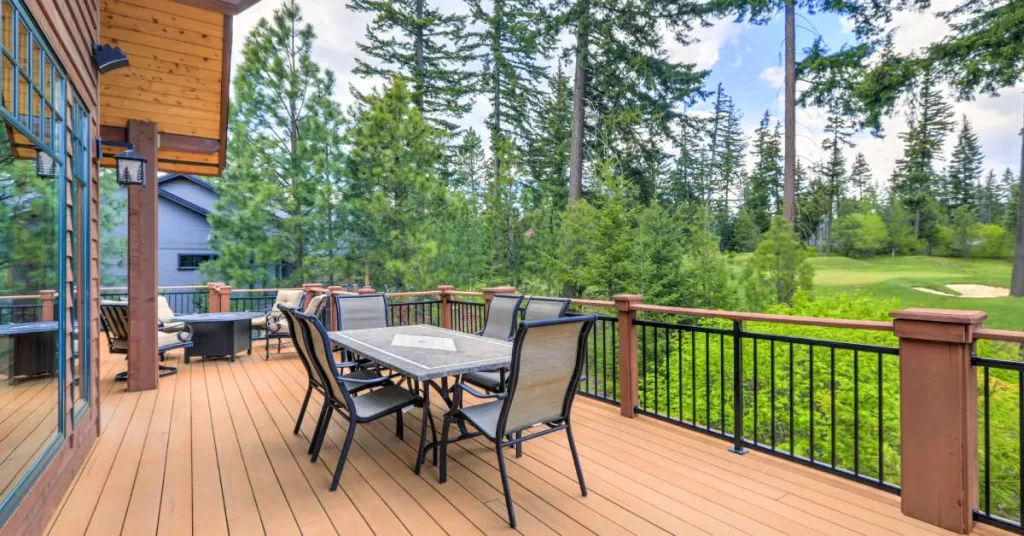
[327,286,341,330]
[438,285,454,329]
[39,290,55,321]
[891,308,986,533]
[613,294,642,418]
[127,120,159,392]
[217,285,232,313]
[207,283,222,313]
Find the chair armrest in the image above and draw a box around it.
[336,374,392,387]
[455,382,506,401]
[177,324,193,343]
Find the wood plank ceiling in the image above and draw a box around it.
[97,0,250,176]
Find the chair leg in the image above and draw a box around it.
[439,414,452,483]
[310,405,333,461]
[515,431,523,458]
[265,335,270,358]
[295,384,313,434]
[395,411,404,440]
[566,421,587,497]
[330,421,357,491]
[496,443,517,528]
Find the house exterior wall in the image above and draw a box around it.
[2,1,102,535]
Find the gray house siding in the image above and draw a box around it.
[105,174,218,287]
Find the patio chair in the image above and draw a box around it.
[291,309,422,490]
[439,315,596,528]
[334,293,389,331]
[157,296,186,333]
[463,293,529,393]
[522,296,571,322]
[101,301,192,381]
[265,293,329,358]
[252,289,307,355]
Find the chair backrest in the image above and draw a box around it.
[498,315,595,437]
[304,293,329,318]
[100,301,129,341]
[481,294,523,341]
[292,310,352,409]
[522,296,570,322]
[157,296,175,324]
[274,289,306,312]
[278,305,318,383]
[334,293,388,331]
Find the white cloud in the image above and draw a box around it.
[665,18,746,71]
[759,66,784,88]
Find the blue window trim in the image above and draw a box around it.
[0,0,71,526]
[71,92,89,425]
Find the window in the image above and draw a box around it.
[178,254,216,271]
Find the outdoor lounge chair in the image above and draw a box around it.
[265,293,329,358]
[291,309,422,490]
[157,296,186,333]
[253,289,307,355]
[100,301,191,381]
[439,315,596,528]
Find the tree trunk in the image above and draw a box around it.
[782,0,796,226]
[413,0,425,110]
[1012,105,1024,296]
[568,0,589,203]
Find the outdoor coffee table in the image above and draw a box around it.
[328,324,513,474]
[174,312,265,364]
[0,322,58,383]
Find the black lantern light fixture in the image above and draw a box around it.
[91,43,130,74]
[35,148,58,178]
[96,138,148,187]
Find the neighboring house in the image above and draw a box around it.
[106,174,219,287]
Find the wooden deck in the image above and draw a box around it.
[44,337,1009,535]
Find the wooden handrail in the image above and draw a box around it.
[0,294,43,300]
[386,290,440,298]
[975,328,1024,344]
[633,303,895,331]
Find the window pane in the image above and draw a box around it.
[2,56,11,114]
[42,102,50,145]
[17,72,27,126]
[1,2,10,55]
[16,21,26,70]
[40,57,48,104]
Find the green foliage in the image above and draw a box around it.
[744,111,783,232]
[943,115,984,212]
[974,224,1012,259]
[98,171,126,286]
[731,208,762,253]
[743,217,815,308]
[835,212,888,258]
[950,205,980,258]
[0,160,58,294]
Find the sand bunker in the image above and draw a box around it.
[912,284,1010,298]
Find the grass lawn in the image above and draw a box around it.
[808,256,1022,330]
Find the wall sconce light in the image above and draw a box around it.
[91,43,129,74]
[96,138,148,187]
[35,148,58,178]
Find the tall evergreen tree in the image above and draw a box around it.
[207,0,343,287]
[890,69,954,240]
[848,153,873,202]
[523,63,572,212]
[818,104,854,251]
[977,169,1002,224]
[349,0,476,134]
[745,111,784,232]
[943,115,984,211]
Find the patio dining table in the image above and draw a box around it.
[328,324,513,474]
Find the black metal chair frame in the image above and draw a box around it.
[439,315,595,528]
[100,301,190,381]
[476,293,523,341]
[292,309,423,491]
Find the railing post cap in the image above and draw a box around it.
[483,286,516,294]
[437,284,455,291]
[612,294,642,311]
[357,287,376,295]
[39,290,56,297]
[890,308,987,325]
[327,285,342,292]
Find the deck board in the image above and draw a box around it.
[45,337,1013,536]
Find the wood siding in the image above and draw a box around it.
[1,0,101,535]
[99,0,227,175]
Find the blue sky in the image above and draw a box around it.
[234,0,1022,187]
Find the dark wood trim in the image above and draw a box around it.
[169,0,261,15]
[99,125,221,154]
[219,14,231,173]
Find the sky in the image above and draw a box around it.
[232,0,1023,189]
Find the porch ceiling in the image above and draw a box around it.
[97,0,259,176]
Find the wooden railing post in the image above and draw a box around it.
[438,285,454,329]
[207,283,223,313]
[891,308,986,534]
[327,286,341,330]
[39,290,55,321]
[613,294,641,418]
[217,285,232,313]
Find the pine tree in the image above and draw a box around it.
[890,69,954,241]
[1004,168,1021,236]
[349,0,476,134]
[207,0,343,287]
[343,78,445,289]
[943,115,984,212]
[848,153,873,202]
[523,64,572,212]
[818,104,854,252]
[745,111,783,232]
[977,170,1002,224]
[565,0,707,202]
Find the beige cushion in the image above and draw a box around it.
[158,331,191,349]
[275,289,305,311]
[157,296,176,324]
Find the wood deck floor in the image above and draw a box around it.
[44,337,1009,535]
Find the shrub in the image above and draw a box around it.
[834,212,888,257]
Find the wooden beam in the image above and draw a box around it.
[100,125,220,154]
[127,120,160,392]
[219,14,231,172]
[169,0,262,16]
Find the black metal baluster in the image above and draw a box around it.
[730,321,745,454]
[664,328,670,417]
[877,352,884,483]
[720,333,726,432]
[854,349,860,477]
[602,320,609,399]
[809,345,815,463]
[771,339,776,450]
[612,319,617,401]
[642,325,648,410]
[705,331,711,429]
[753,339,759,445]
[654,325,660,414]
[984,366,990,514]
[678,329,683,422]
[691,330,696,423]
[830,347,836,469]
[789,342,794,454]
